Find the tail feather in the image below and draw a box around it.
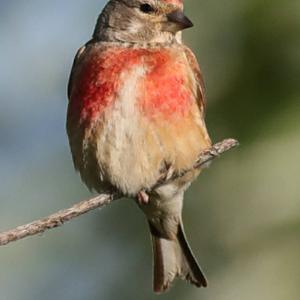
[177,222,208,287]
[149,221,207,293]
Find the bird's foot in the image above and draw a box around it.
[136,191,150,206]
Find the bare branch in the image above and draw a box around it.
[0,138,238,247]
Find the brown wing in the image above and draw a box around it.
[183,45,212,149]
[183,45,207,116]
[67,43,89,100]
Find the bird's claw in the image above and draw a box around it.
[137,191,150,205]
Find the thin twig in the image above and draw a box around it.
[0,138,238,247]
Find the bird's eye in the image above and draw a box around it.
[140,3,155,14]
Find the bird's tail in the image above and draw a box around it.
[149,220,207,293]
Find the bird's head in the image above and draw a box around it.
[93,0,193,44]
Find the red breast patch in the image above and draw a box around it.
[69,46,192,124]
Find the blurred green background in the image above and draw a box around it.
[0,0,299,299]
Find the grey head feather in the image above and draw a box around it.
[93,0,186,44]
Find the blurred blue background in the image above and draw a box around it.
[0,1,299,299]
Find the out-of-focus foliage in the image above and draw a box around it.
[0,1,299,299]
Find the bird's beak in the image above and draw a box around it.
[166,10,194,31]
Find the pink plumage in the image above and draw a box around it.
[69,47,193,123]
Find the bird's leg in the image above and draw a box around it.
[137,190,150,205]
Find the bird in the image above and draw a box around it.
[67,0,212,293]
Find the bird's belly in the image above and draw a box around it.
[92,96,208,196]
[92,65,165,195]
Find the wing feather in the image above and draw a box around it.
[67,44,88,100]
[183,46,207,116]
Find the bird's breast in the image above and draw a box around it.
[67,44,207,195]
[68,46,194,126]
